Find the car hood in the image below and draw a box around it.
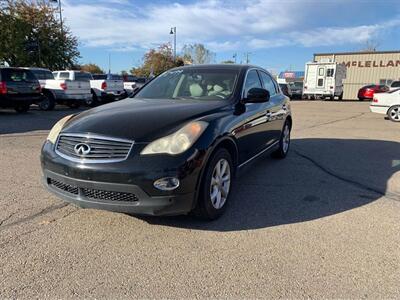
[62,98,229,142]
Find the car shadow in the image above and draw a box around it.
[139,138,400,231]
[0,106,86,135]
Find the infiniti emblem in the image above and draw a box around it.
[74,143,91,156]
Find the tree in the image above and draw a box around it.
[221,60,235,64]
[130,43,181,77]
[182,43,215,65]
[0,0,80,69]
[80,63,104,74]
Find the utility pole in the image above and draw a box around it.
[233,53,237,64]
[244,52,251,64]
[170,27,177,62]
[108,53,111,75]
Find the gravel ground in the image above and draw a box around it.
[0,101,399,299]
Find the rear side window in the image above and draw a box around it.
[31,70,54,80]
[244,70,262,96]
[258,71,276,96]
[59,72,70,79]
[2,69,36,82]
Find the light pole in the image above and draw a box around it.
[170,27,176,62]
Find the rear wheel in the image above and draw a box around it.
[15,103,30,113]
[272,120,291,159]
[194,148,233,220]
[38,92,55,111]
[86,91,99,107]
[388,105,400,122]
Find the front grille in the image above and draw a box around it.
[82,188,138,202]
[48,178,79,195]
[55,134,134,163]
[47,177,138,202]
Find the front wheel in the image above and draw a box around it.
[194,148,233,220]
[388,105,400,122]
[272,120,291,159]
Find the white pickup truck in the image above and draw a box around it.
[89,74,126,106]
[25,68,91,110]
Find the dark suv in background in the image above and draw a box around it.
[0,67,42,112]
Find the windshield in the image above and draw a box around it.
[2,69,37,82]
[135,68,239,101]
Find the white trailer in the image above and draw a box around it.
[303,61,346,100]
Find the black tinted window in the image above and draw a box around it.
[31,70,54,80]
[258,71,276,96]
[244,70,262,96]
[2,69,36,82]
[391,81,400,87]
[93,74,107,80]
[75,72,92,81]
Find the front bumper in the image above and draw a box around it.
[41,141,206,216]
[43,170,194,215]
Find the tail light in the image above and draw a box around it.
[330,86,333,89]
[0,81,7,94]
[60,83,67,90]
[36,85,42,93]
[101,82,107,90]
[373,97,378,103]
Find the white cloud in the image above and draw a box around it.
[62,0,400,52]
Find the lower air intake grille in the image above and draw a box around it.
[48,178,79,195]
[82,188,138,202]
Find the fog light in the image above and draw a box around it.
[153,177,180,191]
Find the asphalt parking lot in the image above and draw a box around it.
[0,101,399,298]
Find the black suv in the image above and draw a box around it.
[0,67,42,112]
[41,65,292,219]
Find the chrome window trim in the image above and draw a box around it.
[55,133,135,164]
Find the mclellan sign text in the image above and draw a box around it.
[343,60,400,68]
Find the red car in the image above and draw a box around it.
[357,84,389,101]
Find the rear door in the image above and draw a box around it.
[316,65,326,91]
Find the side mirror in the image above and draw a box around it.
[243,88,270,103]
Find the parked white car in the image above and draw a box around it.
[370,89,400,122]
[25,68,91,110]
[89,74,126,106]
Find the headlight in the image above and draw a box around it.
[47,115,73,144]
[141,121,208,155]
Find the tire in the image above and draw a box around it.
[329,95,334,101]
[272,120,291,159]
[387,105,400,122]
[86,92,99,107]
[15,103,30,113]
[338,93,343,100]
[194,148,233,220]
[38,92,56,111]
[67,102,81,109]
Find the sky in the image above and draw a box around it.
[60,0,400,74]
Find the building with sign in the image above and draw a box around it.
[314,50,400,99]
[278,71,305,82]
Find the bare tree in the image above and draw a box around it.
[361,39,380,52]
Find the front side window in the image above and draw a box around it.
[136,68,239,101]
[258,71,277,96]
[244,70,262,96]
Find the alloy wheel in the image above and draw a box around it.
[282,124,290,153]
[389,106,400,122]
[210,158,231,209]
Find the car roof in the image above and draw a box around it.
[170,64,258,72]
